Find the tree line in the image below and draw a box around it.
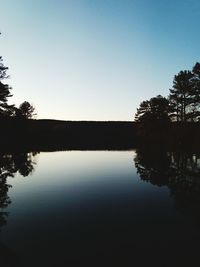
[135,62,200,124]
[0,33,35,120]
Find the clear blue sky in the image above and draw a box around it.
[1,0,200,120]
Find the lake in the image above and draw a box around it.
[0,149,200,266]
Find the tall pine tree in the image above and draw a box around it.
[0,34,14,117]
[191,62,200,121]
[169,70,194,122]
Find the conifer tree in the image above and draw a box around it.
[0,34,13,117]
[169,70,194,122]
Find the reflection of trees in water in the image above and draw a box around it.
[134,149,200,221]
[134,149,172,186]
[0,152,38,230]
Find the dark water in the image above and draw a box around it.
[0,150,200,266]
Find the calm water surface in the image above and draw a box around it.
[0,150,200,266]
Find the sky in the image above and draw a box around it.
[1,0,200,121]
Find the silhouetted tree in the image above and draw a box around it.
[0,67,13,117]
[169,70,194,122]
[135,62,200,127]
[135,95,170,138]
[1,33,35,120]
[190,62,200,121]
[0,33,14,117]
[0,56,8,80]
[135,95,170,123]
[16,101,36,119]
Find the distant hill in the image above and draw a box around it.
[0,119,137,151]
[1,118,200,152]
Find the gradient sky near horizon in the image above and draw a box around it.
[1,0,200,120]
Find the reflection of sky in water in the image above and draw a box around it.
[7,151,170,211]
[3,151,170,233]
[1,151,200,266]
